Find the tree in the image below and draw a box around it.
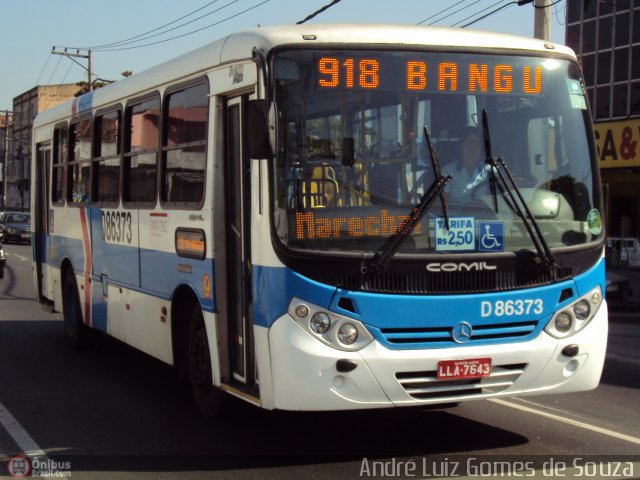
[74,70,134,96]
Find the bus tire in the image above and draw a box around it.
[187,303,224,417]
[62,271,94,350]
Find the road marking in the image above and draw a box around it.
[508,396,595,422]
[4,251,29,261]
[0,400,47,457]
[490,398,640,446]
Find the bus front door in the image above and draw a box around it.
[218,95,257,392]
[34,142,53,303]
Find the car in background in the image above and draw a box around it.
[0,212,31,244]
[605,271,633,300]
[0,241,5,279]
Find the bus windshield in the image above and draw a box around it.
[272,49,602,256]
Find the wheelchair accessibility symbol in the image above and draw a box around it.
[478,221,504,252]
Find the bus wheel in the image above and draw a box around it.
[188,304,224,417]
[63,272,93,350]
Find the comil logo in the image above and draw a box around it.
[426,261,497,273]
[7,456,31,478]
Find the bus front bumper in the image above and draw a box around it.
[266,302,608,411]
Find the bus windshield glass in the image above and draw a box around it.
[272,49,602,256]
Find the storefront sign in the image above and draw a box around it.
[594,118,640,169]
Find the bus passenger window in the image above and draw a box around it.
[161,81,208,205]
[124,96,160,205]
[68,117,91,205]
[93,110,121,205]
[52,126,67,204]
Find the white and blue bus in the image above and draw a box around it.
[32,24,606,415]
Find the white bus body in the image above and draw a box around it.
[32,25,607,414]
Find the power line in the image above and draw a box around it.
[93,0,240,50]
[417,0,470,26]
[553,0,566,26]
[47,56,64,86]
[60,61,75,85]
[36,55,52,86]
[79,0,225,50]
[418,0,481,25]
[97,0,271,51]
[428,0,484,25]
[451,0,510,27]
[80,0,241,51]
[296,0,343,24]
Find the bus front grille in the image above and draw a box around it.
[396,363,527,400]
[337,267,572,295]
[379,320,539,348]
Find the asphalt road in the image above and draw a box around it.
[0,242,639,479]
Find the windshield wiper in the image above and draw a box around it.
[423,126,451,231]
[362,127,451,275]
[481,109,557,273]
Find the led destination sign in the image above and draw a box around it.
[295,209,421,240]
[316,56,543,95]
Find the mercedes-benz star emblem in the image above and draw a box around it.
[452,322,473,344]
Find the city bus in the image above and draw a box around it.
[31,24,607,415]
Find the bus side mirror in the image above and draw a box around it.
[248,99,275,159]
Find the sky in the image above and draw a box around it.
[0,0,567,112]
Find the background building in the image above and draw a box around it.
[3,84,78,211]
[565,0,640,238]
[1,111,13,210]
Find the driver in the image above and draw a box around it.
[442,128,491,202]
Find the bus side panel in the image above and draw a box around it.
[48,207,91,321]
[90,207,140,289]
[138,209,215,313]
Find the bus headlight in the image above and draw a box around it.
[572,299,590,320]
[554,312,572,333]
[545,286,603,339]
[310,312,331,334]
[289,298,373,352]
[338,323,358,345]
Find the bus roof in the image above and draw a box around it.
[33,24,575,129]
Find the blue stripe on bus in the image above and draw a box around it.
[251,265,337,328]
[352,259,605,350]
[47,234,216,313]
[42,222,605,349]
[249,258,605,350]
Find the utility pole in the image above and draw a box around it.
[51,48,93,91]
[534,0,551,41]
